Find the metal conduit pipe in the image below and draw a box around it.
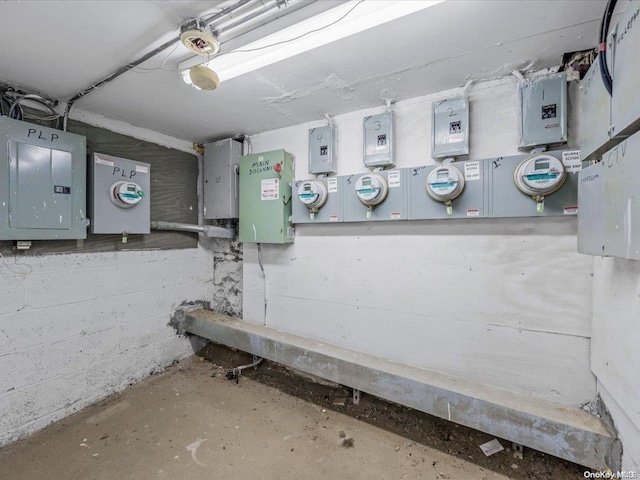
[151,221,235,239]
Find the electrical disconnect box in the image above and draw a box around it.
[611,0,640,146]
[308,125,337,174]
[580,55,612,160]
[578,131,640,260]
[89,153,150,235]
[0,116,87,240]
[203,138,243,219]
[518,73,567,148]
[239,149,294,243]
[432,96,469,159]
[343,169,407,222]
[291,176,342,223]
[363,112,394,167]
[408,160,488,220]
[489,150,579,217]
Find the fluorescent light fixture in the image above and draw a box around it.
[178,0,444,83]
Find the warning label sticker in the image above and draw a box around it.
[135,165,149,173]
[467,208,480,217]
[327,177,338,193]
[388,170,401,188]
[329,215,339,222]
[562,150,582,173]
[95,156,114,167]
[390,212,402,219]
[464,161,480,181]
[563,205,578,215]
[261,178,279,201]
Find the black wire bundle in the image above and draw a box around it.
[599,0,618,96]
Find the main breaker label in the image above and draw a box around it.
[327,177,338,193]
[562,150,582,173]
[388,170,401,188]
[464,161,480,181]
[260,178,279,201]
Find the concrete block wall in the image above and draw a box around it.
[0,238,212,447]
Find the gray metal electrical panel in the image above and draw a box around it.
[343,169,408,222]
[204,138,243,219]
[611,0,640,145]
[308,125,337,175]
[88,153,150,235]
[291,176,343,224]
[489,150,579,218]
[408,160,488,220]
[580,55,612,160]
[518,73,567,148]
[363,112,394,167]
[0,116,87,240]
[578,131,640,260]
[432,96,469,159]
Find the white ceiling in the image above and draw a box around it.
[0,0,606,144]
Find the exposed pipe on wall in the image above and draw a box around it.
[151,221,235,238]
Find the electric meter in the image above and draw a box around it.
[425,165,465,215]
[514,154,566,212]
[297,180,328,219]
[355,173,388,218]
[110,181,145,208]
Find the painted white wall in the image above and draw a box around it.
[0,247,212,446]
[243,75,596,407]
[592,257,640,470]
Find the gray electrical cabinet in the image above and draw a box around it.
[580,55,612,160]
[611,0,640,145]
[578,131,640,260]
[343,169,408,222]
[0,116,87,240]
[88,153,150,235]
[291,176,343,224]
[518,73,567,148]
[363,112,394,167]
[489,150,579,218]
[432,96,469,159]
[204,138,243,219]
[308,125,337,175]
[408,160,488,220]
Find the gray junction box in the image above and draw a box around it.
[363,112,394,168]
[431,96,469,159]
[204,138,243,220]
[578,130,640,260]
[518,74,567,148]
[89,153,150,235]
[308,125,337,175]
[0,116,87,240]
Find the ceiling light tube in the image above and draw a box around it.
[178,0,444,83]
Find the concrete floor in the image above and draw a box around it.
[0,354,584,480]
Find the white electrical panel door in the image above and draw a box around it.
[363,112,394,167]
